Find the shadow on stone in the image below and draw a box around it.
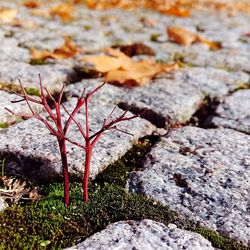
[0,151,62,184]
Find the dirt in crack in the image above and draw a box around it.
[187,96,220,128]
[93,134,159,187]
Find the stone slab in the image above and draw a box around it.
[0,197,8,213]
[211,89,250,134]
[127,127,250,246]
[0,97,155,182]
[0,90,43,127]
[67,68,248,128]
[65,219,214,250]
[0,61,74,94]
[184,49,250,73]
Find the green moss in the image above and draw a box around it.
[0,83,40,97]
[150,33,161,42]
[0,137,248,249]
[0,82,22,93]
[83,25,92,30]
[94,136,159,187]
[194,228,248,250]
[25,87,41,96]
[30,59,49,65]
[0,122,9,129]
[0,182,188,249]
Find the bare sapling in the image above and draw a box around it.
[6,76,146,204]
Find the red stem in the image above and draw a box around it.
[83,141,92,202]
[58,139,70,206]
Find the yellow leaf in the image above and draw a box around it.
[82,55,123,73]
[10,19,37,29]
[197,37,222,50]
[167,26,197,46]
[167,25,221,50]
[81,49,178,86]
[30,36,78,61]
[106,69,151,86]
[23,1,41,8]
[0,8,18,23]
[49,3,74,22]
[31,3,74,22]
[31,9,49,19]
[160,6,190,17]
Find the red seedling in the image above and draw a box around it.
[6,76,146,205]
[63,95,145,202]
[5,75,104,206]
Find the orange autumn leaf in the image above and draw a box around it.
[82,49,132,72]
[31,3,74,22]
[30,36,78,61]
[106,62,178,86]
[0,8,18,23]
[167,26,221,50]
[23,1,41,8]
[167,26,197,46]
[11,19,37,29]
[159,6,190,17]
[49,3,74,22]
[81,49,178,86]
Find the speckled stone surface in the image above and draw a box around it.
[0,0,249,248]
[211,89,250,134]
[127,127,250,246]
[66,68,248,127]
[0,90,43,127]
[65,219,214,250]
[0,61,74,93]
[0,197,8,213]
[0,98,155,182]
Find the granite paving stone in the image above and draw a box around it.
[0,61,75,93]
[0,0,249,248]
[127,127,250,246]
[184,48,250,72]
[0,90,43,127]
[67,68,248,127]
[211,89,250,134]
[0,197,8,213]
[0,97,155,182]
[65,219,214,250]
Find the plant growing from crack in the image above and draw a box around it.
[6,76,144,205]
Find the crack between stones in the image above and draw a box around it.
[186,96,221,129]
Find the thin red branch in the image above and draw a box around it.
[62,104,86,139]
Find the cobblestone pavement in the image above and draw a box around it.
[0,0,249,249]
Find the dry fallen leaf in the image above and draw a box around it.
[81,48,178,86]
[50,3,75,22]
[167,25,221,50]
[10,19,37,29]
[23,1,41,8]
[159,5,190,17]
[31,3,74,22]
[117,43,155,57]
[30,36,78,61]
[0,8,18,23]
[167,26,197,46]
[0,176,41,204]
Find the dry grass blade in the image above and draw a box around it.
[0,176,41,205]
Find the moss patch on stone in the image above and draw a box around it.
[193,228,247,250]
[0,136,248,249]
[0,82,40,97]
[25,87,40,96]
[0,182,189,249]
[30,59,49,65]
[0,122,9,129]
[94,135,159,187]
